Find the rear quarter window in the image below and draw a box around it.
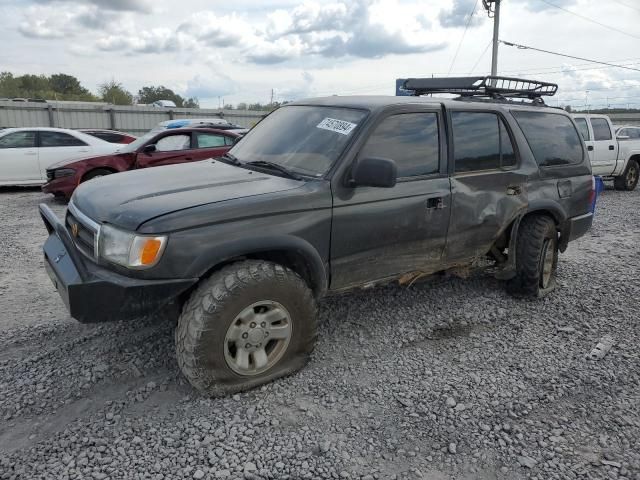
[511,111,584,167]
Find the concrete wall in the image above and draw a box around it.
[0,101,267,135]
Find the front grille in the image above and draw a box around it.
[65,206,99,259]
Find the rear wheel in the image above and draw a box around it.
[175,260,317,396]
[507,215,558,297]
[82,168,113,182]
[614,159,639,191]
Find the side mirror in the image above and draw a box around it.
[143,144,157,153]
[350,157,397,188]
[617,135,630,140]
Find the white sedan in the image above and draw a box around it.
[0,127,122,185]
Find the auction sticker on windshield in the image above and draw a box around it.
[317,118,358,136]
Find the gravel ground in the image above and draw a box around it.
[0,186,639,480]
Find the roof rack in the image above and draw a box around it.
[402,76,558,103]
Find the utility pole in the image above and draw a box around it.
[270,88,274,106]
[482,0,501,77]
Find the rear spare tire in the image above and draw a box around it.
[175,260,317,396]
[508,215,558,297]
[614,159,639,191]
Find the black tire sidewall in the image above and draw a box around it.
[83,169,113,182]
[177,261,317,395]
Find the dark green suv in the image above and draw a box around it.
[40,76,594,396]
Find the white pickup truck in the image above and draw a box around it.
[572,114,640,190]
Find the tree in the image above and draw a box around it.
[0,72,20,98]
[236,102,248,110]
[183,97,199,109]
[99,80,133,105]
[223,103,234,110]
[137,85,182,106]
[49,74,85,95]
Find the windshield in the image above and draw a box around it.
[118,131,156,153]
[229,105,368,177]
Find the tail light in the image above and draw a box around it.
[588,176,596,212]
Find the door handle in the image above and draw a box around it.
[184,157,193,161]
[24,151,37,156]
[609,145,615,150]
[587,145,594,151]
[506,185,522,196]
[426,197,444,209]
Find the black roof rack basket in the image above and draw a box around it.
[403,76,558,101]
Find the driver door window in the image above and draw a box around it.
[156,134,191,152]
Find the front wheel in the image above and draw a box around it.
[175,260,317,396]
[614,159,639,191]
[507,215,559,297]
[82,168,114,183]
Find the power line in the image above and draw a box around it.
[448,0,480,75]
[469,39,492,73]
[537,0,640,41]
[609,0,640,14]
[500,40,640,73]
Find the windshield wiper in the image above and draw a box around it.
[243,160,303,180]
[217,152,241,165]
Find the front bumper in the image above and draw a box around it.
[42,176,77,198]
[39,204,197,323]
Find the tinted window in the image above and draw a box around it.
[512,111,584,166]
[360,113,439,177]
[156,134,191,152]
[196,133,226,148]
[89,131,123,143]
[453,112,516,172]
[0,131,36,149]
[225,136,235,146]
[500,119,516,167]
[574,118,590,141]
[590,118,612,141]
[620,127,640,139]
[40,131,87,147]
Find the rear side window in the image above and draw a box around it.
[574,118,590,141]
[195,133,226,148]
[512,111,584,167]
[0,131,36,148]
[590,118,612,141]
[89,131,123,143]
[40,131,87,147]
[360,112,440,177]
[452,112,516,172]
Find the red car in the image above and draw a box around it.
[42,127,239,199]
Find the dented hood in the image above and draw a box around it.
[71,160,303,231]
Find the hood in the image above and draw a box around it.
[48,149,129,170]
[72,160,303,231]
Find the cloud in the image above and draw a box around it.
[82,0,447,64]
[19,4,118,38]
[35,0,153,13]
[184,73,238,99]
[19,3,125,39]
[438,0,484,28]
[510,0,577,12]
[96,28,185,54]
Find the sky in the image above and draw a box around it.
[0,0,639,109]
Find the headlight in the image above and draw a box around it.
[54,168,75,178]
[98,224,167,269]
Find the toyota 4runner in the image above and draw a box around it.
[40,76,594,396]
